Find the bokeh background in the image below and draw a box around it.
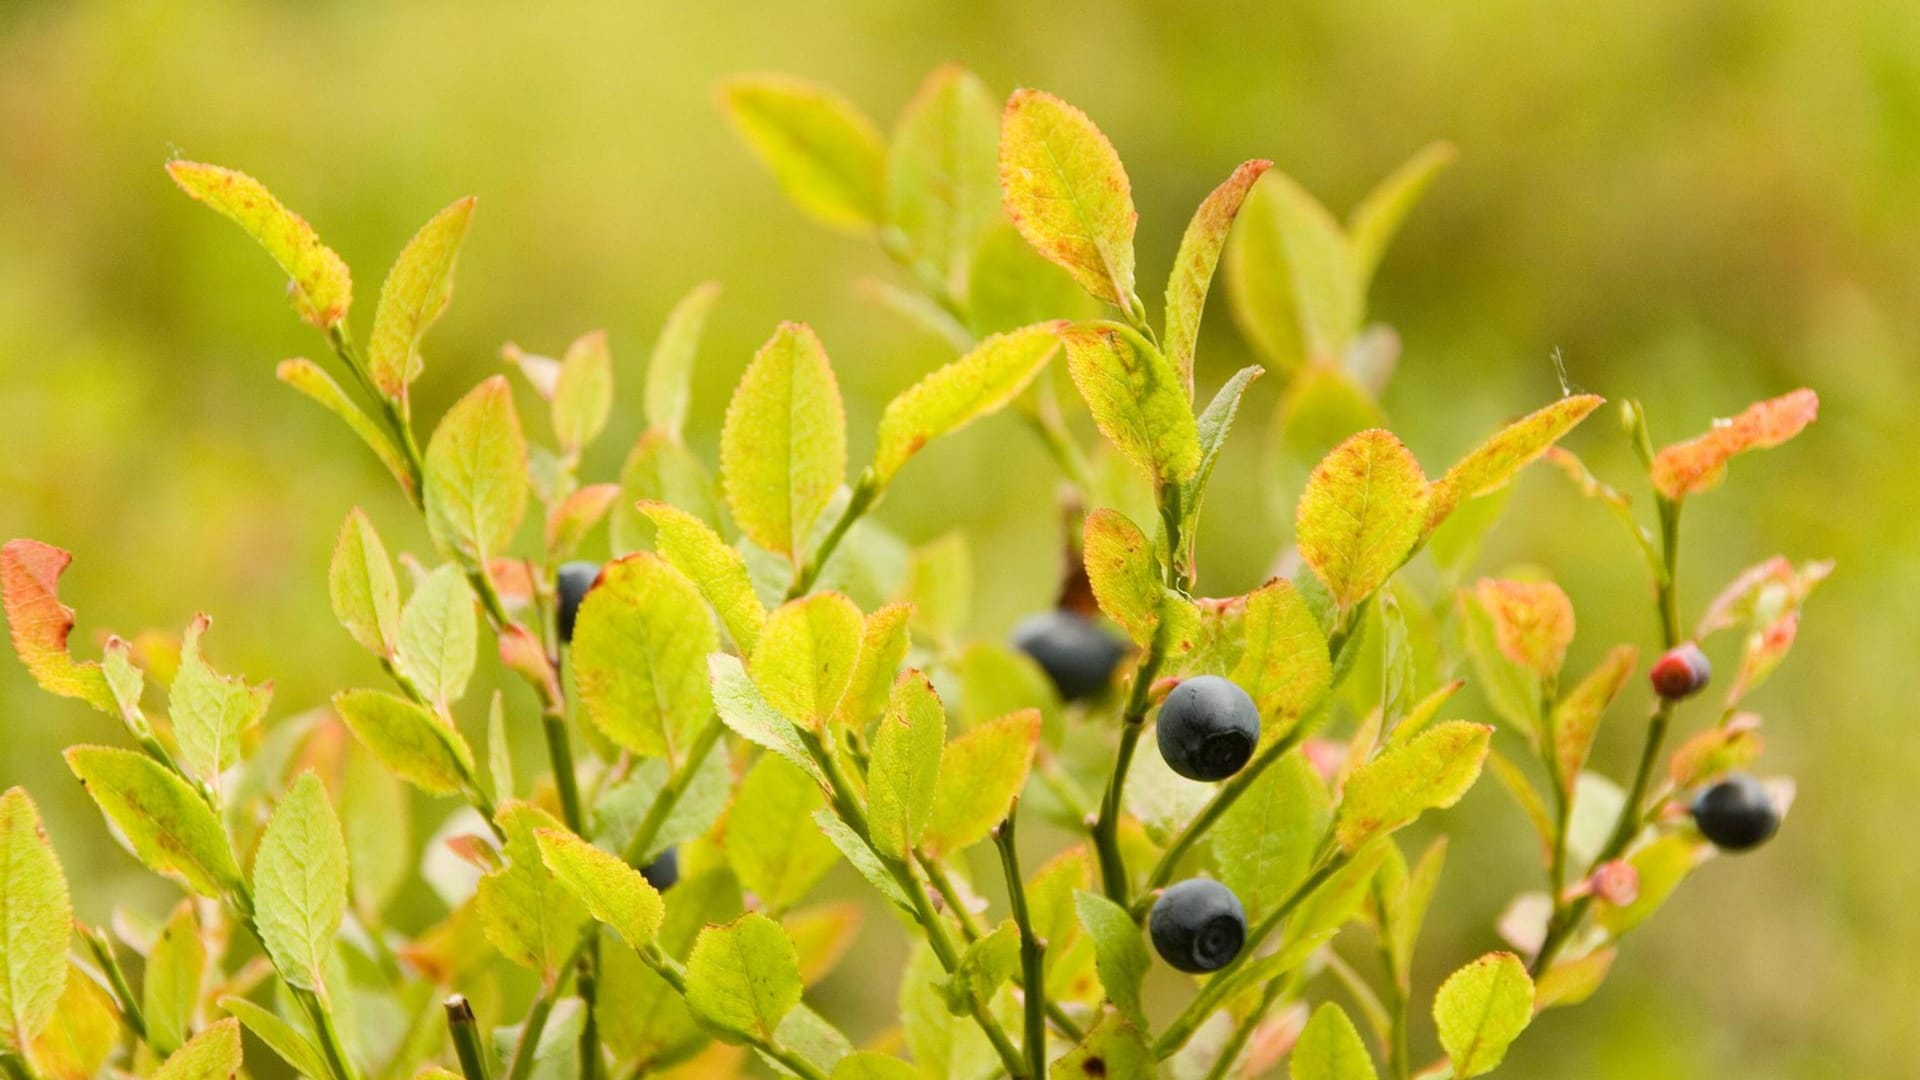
[3,1,1917,1076]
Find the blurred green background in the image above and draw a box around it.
[3,1,1916,1075]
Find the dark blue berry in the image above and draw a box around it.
[641,846,679,891]
[1690,773,1779,852]
[1156,675,1260,782]
[1010,610,1127,702]
[555,560,601,644]
[1149,878,1246,973]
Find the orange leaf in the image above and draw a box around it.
[1649,389,1818,499]
[1,540,117,713]
[1474,579,1575,678]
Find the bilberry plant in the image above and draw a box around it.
[0,65,1823,1080]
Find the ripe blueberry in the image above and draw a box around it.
[642,846,679,891]
[1010,610,1127,702]
[1690,773,1779,852]
[1649,642,1712,701]
[555,560,601,645]
[1149,878,1247,973]
[1155,675,1260,782]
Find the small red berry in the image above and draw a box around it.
[1649,642,1711,700]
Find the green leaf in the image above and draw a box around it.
[1081,507,1159,645]
[1533,948,1617,1012]
[396,564,478,709]
[534,826,664,947]
[886,65,1001,304]
[832,1050,921,1080]
[592,736,730,863]
[477,803,589,986]
[339,741,409,913]
[598,939,703,1069]
[151,1017,243,1080]
[872,322,1063,484]
[1223,170,1358,372]
[811,810,912,914]
[610,430,720,555]
[923,710,1039,855]
[276,359,416,497]
[552,330,615,454]
[998,88,1138,307]
[333,689,475,796]
[253,773,348,993]
[1182,364,1264,529]
[685,912,804,1043]
[967,223,1100,337]
[144,901,204,1056]
[835,603,913,731]
[958,642,1063,747]
[938,921,1020,1016]
[711,654,824,784]
[166,161,351,328]
[719,322,848,561]
[32,962,118,1080]
[0,541,117,714]
[368,195,475,397]
[898,944,998,1078]
[1297,429,1429,612]
[572,553,717,763]
[1336,721,1491,851]
[1164,160,1272,390]
[903,533,971,646]
[644,282,723,440]
[220,996,331,1080]
[424,375,529,562]
[1290,1002,1378,1080]
[1273,364,1385,471]
[1051,1007,1152,1080]
[1074,891,1149,1031]
[768,1004,853,1077]
[721,74,886,231]
[1432,952,1534,1078]
[725,755,839,914]
[0,789,70,1053]
[1596,833,1701,936]
[1428,395,1604,530]
[1230,578,1334,738]
[1552,645,1638,797]
[1347,142,1456,285]
[640,501,766,653]
[1386,836,1449,979]
[64,746,241,899]
[329,508,402,659]
[1060,322,1200,487]
[168,614,272,790]
[750,593,865,730]
[1212,751,1328,922]
[866,671,946,859]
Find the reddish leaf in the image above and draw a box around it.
[1,540,116,713]
[1650,389,1818,499]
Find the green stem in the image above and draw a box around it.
[994,811,1049,1079]
[80,925,148,1043]
[621,719,724,868]
[1372,877,1410,1080]
[577,942,601,1080]
[788,474,880,600]
[445,995,494,1080]
[232,881,357,1080]
[503,990,557,1080]
[542,708,585,833]
[916,850,1085,1042]
[639,947,831,1080]
[1092,719,1146,905]
[1201,974,1292,1080]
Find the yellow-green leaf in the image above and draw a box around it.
[640,501,766,653]
[477,803,589,986]
[424,376,529,562]
[572,553,717,763]
[872,322,1063,484]
[0,540,117,714]
[1224,170,1358,372]
[938,921,1020,1016]
[1074,892,1149,1031]
[924,710,1039,855]
[368,195,475,396]
[750,592,865,731]
[710,654,824,784]
[1347,142,1456,285]
[1552,645,1638,796]
[1082,508,1159,645]
[1182,364,1264,532]
[836,603,912,731]
[329,509,401,659]
[219,996,329,1080]
[1297,429,1428,611]
[1336,721,1491,851]
[685,912,804,1043]
[1429,394,1604,529]
[333,688,475,796]
[999,89,1138,307]
[151,1017,243,1080]
[276,359,415,497]
[1164,159,1272,390]
[725,755,839,914]
[64,746,241,899]
[1596,833,1701,937]
[0,789,70,1053]
[533,827,664,947]
[545,482,620,561]
[166,161,350,328]
[143,901,204,1056]
[720,322,848,561]
[1230,578,1333,737]
[610,430,719,554]
[1060,322,1200,487]
[1433,952,1534,1078]
[720,74,886,231]
[1212,751,1327,922]
[552,329,615,454]
[1473,578,1575,680]
[867,671,945,860]
[253,772,347,992]
[32,963,118,1080]
[886,65,1001,304]
[833,1051,921,1080]
[645,281,722,440]
[1290,1002,1378,1080]
[1051,1007,1151,1080]
[168,614,272,788]
[397,564,478,709]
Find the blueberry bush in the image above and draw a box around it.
[0,65,1824,1080]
